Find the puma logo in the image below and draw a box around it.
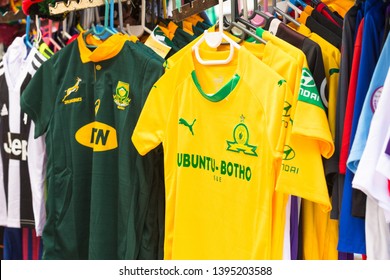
[278,79,287,87]
[179,118,196,136]
[63,77,82,102]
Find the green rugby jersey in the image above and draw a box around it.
[20,33,164,259]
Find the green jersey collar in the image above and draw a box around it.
[191,71,240,102]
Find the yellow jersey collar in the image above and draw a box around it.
[77,32,134,63]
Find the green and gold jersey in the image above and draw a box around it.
[133,45,289,259]
[20,33,165,259]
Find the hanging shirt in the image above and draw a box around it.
[256,26,337,259]
[332,4,360,220]
[243,32,333,260]
[262,19,332,260]
[352,68,390,259]
[0,36,47,235]
[20,33,165,260]
[255,29,334,260]
[133,44,293,259]
[272,48,334,260]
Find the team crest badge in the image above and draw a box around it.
[370,86,383,112]
[113,81,131,110]
[226,115,258,157]
[283,145,295,160]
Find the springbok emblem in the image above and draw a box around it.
[62,77,82,102]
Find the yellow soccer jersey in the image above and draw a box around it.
[186,40,299,259]
[161,33,302,259]
[132,45,289,260]
[288,23,340,260]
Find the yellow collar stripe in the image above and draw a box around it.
[77,32,131,63]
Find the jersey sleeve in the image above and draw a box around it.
[132,63,181,156]
[20,59,56,138]
[293,67,334,158]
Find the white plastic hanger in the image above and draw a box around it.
[192,0,241,65]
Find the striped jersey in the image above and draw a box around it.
[0,36,47,235]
